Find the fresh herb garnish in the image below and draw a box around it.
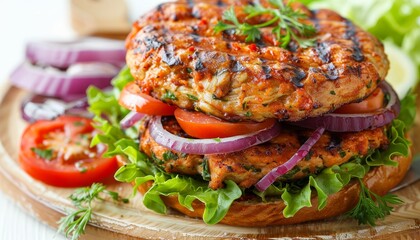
[186,94,199,101]
[346,179,403,226]
[214,0,316,49]
[58,183,128,240]
[163,151,179,161]
[31,147,53,160]
[162,90,178,101]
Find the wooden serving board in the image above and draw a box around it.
[0,83,419,239]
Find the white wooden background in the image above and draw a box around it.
[0,0,167,239]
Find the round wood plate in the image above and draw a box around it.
[0,83,419,239]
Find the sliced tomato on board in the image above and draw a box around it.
[174,108,277,139]
[334,88,385,114]
[119,82,176,116]
[19,116,118,188]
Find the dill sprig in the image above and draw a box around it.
[346,179,404,226]
[58,183,129,240]
[214,0,316,49]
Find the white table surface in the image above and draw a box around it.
[0,1,167,239]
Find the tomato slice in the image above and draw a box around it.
[119,82,176,115]
[19,116,118,188]
[334,88,385,114]
[174,108,276,138]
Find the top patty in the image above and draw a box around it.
[126,0,389,122]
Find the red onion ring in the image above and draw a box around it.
[10,61,117,99]
[149,116,282,155]
[255,127,325,192]
[292,81,400,132]
[120,111,145,129]
[21,95,91,122]
[26,38,126,68]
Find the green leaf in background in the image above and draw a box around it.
[398,91,417,129]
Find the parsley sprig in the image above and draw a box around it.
[346,179,403,226]
[214,0,316,49]
[58,183,129,240]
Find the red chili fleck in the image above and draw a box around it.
[199,19,208,26]
[189,46,195,52]
[249,44,258,52]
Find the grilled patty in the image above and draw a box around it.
[126,0,389,122]
[140,117,389,190]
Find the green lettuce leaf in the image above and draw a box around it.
[143,176,242,224]
[111,65,134,91]
[398,91,417,129]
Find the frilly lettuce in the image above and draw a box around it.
[91,117,242,224]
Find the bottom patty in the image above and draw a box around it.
[140,117,389,190]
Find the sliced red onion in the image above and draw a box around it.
[21,95,91,122]
[255,127,326,192]
[26,38,126,68]
[292,81,400,132]
[149,116,282,155]
[120,111,145,129]
[10,61,118,99]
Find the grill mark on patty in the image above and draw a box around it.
[290,66,307,88]
[316,42,331,64]
[262,65,272,79]
[325,62,339,80]
[326,135,342,151]
[190,33,201,42]
[161,45,182,66]
[143,35,164,52]
[314,42,339,80]
[194,53,206,71]
[187,0,195,7]
[346,65,362,78]
[216,0,225,6]
[344,19,365,62]
[229,55,246,73]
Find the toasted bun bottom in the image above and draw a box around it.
[117,148,412,227]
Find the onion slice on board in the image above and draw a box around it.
[26,38,126,68]
[149,116,282,155]
[255,127,326,192]
[292,81,400,132]
[120,111,145,129]
[21,95,91,122]
[10,61,118,99]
